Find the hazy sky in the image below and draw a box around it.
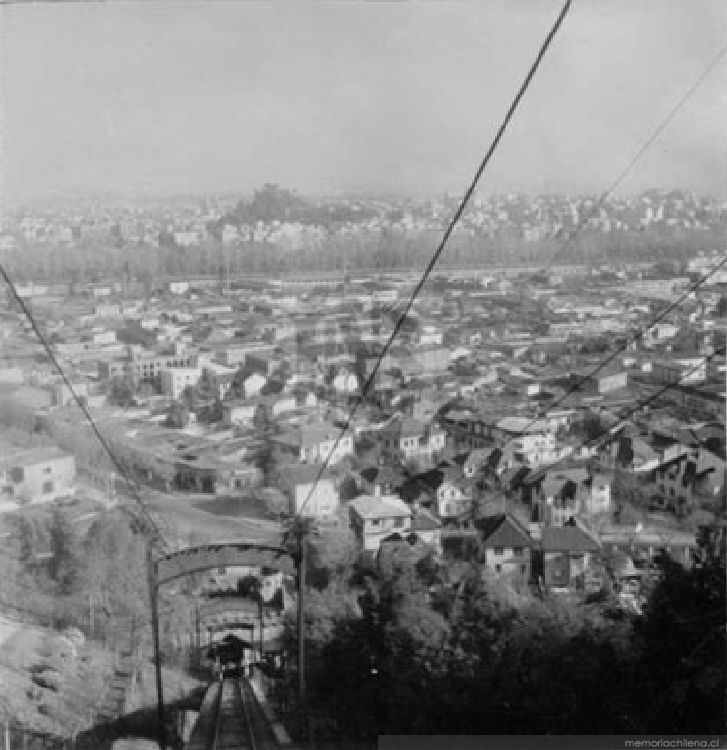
[2,0,726,204]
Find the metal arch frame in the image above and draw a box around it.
[147,542,294,749]
[154,542,295,587]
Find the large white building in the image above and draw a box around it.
[160,366,203,400]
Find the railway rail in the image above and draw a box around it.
[186,676,280,750]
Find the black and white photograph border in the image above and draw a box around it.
[0,2,725,749]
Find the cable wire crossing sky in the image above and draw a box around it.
[2,0,726,204]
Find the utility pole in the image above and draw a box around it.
[146,543,166,750]
[258,594,264,672]
[289,517,310,745]
[296,528,306,706]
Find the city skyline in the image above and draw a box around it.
[2,0,726,206]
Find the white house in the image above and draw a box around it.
[222,401,259,428]
[160,367,203,400]
[475,513,533,580]
[651,358,707,385]
[379,417,447,469]
[431,470,475,521]
[333,369,360,394]
[278,464,339,520]
[643,323,680,347]
[299,424,355,465]
[244,373,267,399]
[0,446,76,504]
[169,281,190,295]
[349,495,412,552]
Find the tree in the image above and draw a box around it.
[627,539,726,733]
[338,475,361,502]
[14,516,38,569]
[165,400,190,429]
[180,385,198,409]
[261,488,290,520]
[49,508,80,594]
[198,397,224,424]
[110,377,136,408]
[244,184,307,224]
[309,523,358,586]
[77,516,149,642]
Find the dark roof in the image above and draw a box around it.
[359,464,406,487]
[475,514,532,549]
[541,525,601,553]
[508,466,531,489]
[398,477,428,503]
[410,507,442,532]
[448,452,470,469]
[413,468,444,491]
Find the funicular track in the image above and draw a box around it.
[187,676,279,750]
[214,678,252,749]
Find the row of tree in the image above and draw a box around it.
[3,220,724,283]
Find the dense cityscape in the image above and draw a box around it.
[0,185,724,747]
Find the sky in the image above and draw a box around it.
[1,0,726,205]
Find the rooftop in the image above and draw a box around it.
[349,494,412,520]
[541,525,601,553]
[475,513,532,549]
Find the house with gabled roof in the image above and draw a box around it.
[277,462,339,520]
[649,447,725,517]
[402,466,477,524]
[409,506,443,554]
[299,422,355,465]
[376,504,443,558]
[599,432,661,475]
[348,494,413,552]
[524,466,612,525]
[439,407,492,451]
[433,468,476,522]
[377,415,447,469]
[538,522,602,591]
[273,421,354,466]
[474,513,533,581]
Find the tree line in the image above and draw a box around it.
[282,531,725,742]
[3,216,723,285]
